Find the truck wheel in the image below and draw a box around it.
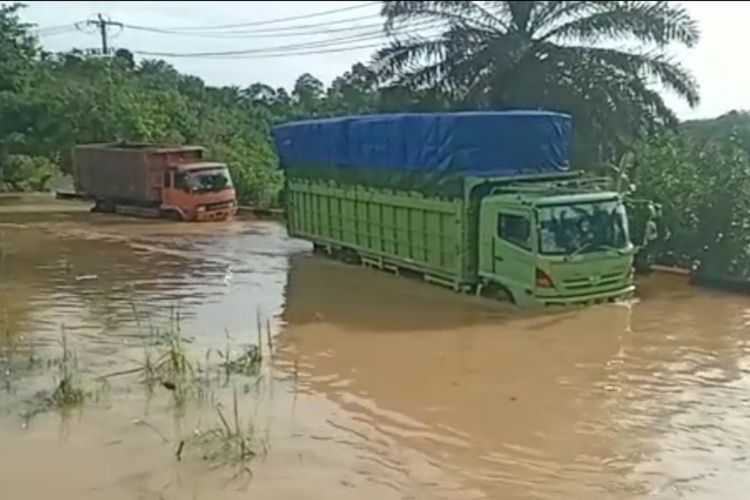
[312,243,328,255]
[482,284,515,304]
[93,199,115,213]
[161,209,183,221]
[334,247,361,265]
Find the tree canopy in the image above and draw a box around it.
[376,1,700,165]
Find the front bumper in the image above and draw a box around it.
[534,284,635,306]
[195,206,237,222]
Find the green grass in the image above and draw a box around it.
[218,336,263,379]
[217,310,273,380]
[130,304,275,415]
[177,387,267,484]
[49,327,89,408]
[138,310,198,409]
[6,300,276,467]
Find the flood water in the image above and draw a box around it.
[1,194,750,499]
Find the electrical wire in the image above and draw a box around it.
[127,18,443,58]
[33,23,82,37]
[132,30,441,58]
[122,20,442,54]
[33,22,79,32]
[142,1,380,32]
[137,41,390,60]
[32,3,443,61]
[121,15,385,38]
[35,28,80,37]
[33,3,381,38]
[122,13,382,36]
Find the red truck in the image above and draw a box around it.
[72,143,237,221]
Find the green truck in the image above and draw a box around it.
[272,111,635,306]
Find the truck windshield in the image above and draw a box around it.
[538,200,630,255]
[187,168,233,193]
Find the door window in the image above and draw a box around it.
[497,213,531,250]
[163,171,172,188]
[174,172,190,192]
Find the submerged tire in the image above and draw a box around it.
[92,199,116,213]
[312,243,328,255]
[333,247,361,265]
[482,283,516,304]
[160,209,183,221]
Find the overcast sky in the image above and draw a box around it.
[12,1,748,120]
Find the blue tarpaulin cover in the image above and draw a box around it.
[272,111,571,176]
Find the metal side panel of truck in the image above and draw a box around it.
[72,144,204,205]
[286,178,471,289]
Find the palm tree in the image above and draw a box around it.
[376,1,699,165]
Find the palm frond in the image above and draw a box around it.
[539,1,699,47]
[376,22,490,84]
[558,46,699,106]
[382,1,508,33]
[396,59,474,96]
[374,37,448,82]
[527,1,601,34]
[473,1,512,32]
[507,1,534,31]
[527,1,570,33]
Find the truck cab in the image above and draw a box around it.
[477,187,635,306]
[161,162,237,221]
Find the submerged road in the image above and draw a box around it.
[0,195,749,499]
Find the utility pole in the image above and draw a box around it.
[86,14,122,55]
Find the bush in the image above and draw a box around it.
[629,132,750,273]
[1,154,59,191]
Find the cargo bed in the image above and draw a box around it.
[287,178,471,289]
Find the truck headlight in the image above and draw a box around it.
[197,206,206,213]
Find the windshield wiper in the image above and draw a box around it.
[565,242,628,261]
[565,241,596,261]
[596,243,629,255]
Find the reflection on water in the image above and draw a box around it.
[281,257,750,499]
[2,200,750,499]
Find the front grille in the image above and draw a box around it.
[204,201,232,211]
[562,271,624,291]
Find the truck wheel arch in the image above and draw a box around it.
[92,199,116,213]
[160,207,186,221]
[481,282,516,304]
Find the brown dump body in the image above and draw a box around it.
[72,143,205,204]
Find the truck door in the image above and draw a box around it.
[161,170,174,206]
[482,206,537,301]
[160,169,185,214]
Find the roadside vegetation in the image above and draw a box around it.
[1,1,748,272]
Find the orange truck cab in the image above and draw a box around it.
[72,143,238,222]
[161,162,237,221]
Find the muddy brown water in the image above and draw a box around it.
[1,195,749,499]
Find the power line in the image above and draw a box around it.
[35,27,80,37]
[135,41,388,60]
[128,18,443,59]
[143,1,380,32]
[33,22,80,34]
[31,3,443,62]
[33,4,380,37]
[121,14,383,38]
[123,22,385,40]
